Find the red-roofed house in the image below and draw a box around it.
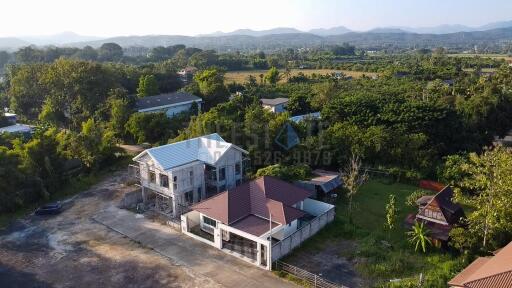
[449,241,512,288]
[180,176,335,270]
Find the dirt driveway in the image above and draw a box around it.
[0,170,294,288]
[285,240,368,288]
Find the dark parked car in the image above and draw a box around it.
[35,202,62,215]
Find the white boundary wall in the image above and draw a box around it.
[271,205,335,262]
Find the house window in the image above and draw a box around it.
[203,216,217,228]
[219,167,226,181]
[149,170,156,183]
[235,163,241,175]
[189,170,193,185]
[173,176,178,190]
[160,174,169,188]
[184,191,193,205]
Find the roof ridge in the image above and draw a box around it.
[147,133,224,152]
[465,269,512,286]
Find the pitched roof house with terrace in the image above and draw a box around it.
[405,186,465,245]
[180,176,335,270]
[132,133,248,218]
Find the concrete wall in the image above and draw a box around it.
[271,207,335,262]
[271,220,298,241]
[303,198,334,216]
[181,211,272,270]
[120,189,143,209]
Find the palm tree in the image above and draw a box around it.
[407,222,432,253]
[283,67,291,81]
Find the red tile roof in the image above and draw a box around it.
[230,215,280,237]
[449,258,491,287]
[449,241,512,288]
[191,176,313,226]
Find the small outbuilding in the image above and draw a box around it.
[295,169,342,200]
[260,98,289,113]
[135,92,202,118]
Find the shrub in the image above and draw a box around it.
[405,190,426,207]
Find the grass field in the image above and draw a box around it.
[224,69,379,84]
[286,179,464,287]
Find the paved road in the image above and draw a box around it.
[94,206,296,288]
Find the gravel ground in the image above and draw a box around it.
[286,240,369,288]
[0,170,220,288]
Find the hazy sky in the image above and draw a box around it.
[1,0,512,37]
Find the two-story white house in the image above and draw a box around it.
[132,133,248,218]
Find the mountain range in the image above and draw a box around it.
[1,20,512,51]
[197,20,512,36]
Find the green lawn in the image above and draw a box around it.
[289,179,465,287]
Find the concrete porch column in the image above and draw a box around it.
[141,186,147,203]
[180,214,188,233]
[171,196,178,218]
[214,227,222,249]
[256,243,262,266]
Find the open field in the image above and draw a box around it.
[225,69,379,84]
[462,67,498,73]
[284,179,463,287]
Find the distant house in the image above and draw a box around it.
[394,72,409,78]
[448,241,512,288]
[405,186,465,245]
[181,176,335,270]
[135,92,202,118]
[3,113,17,125]
[289,112,321,123]
[295,169,342,200]
[132,133,248,218]
[493,129,512,147]
[0,113,33,135]
[443,79,455,86]
[260,98,289,113]
[177,67,198,83]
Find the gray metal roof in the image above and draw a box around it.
[0,124,33,134]
[135,92,202,111]
[260,98,289,106]
[290,112,321,123]
[133,133,248,171]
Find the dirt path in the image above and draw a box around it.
[0,170,220,288]
[286,240,368,288]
